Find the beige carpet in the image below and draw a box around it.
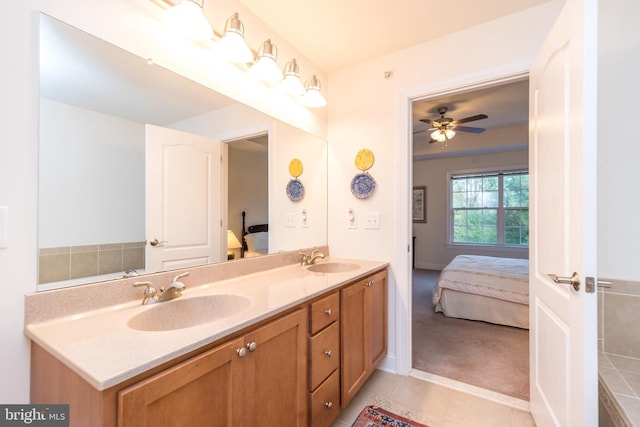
[412,269,530,401]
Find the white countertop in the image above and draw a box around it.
[25,257,387,391]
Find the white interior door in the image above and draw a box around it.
[529,0,598,425]
[145,124,223,272]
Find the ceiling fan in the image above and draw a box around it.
[417,106,488,145]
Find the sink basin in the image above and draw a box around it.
[128,294,251,332]
[306,262,360,273]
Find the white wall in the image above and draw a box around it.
[326,2,563,372]
[272,120,328,252]
[597,0,640,281]
[413,149,529,270]
[0,0,326,403]
[39,99,145,247]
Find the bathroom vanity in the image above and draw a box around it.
[25,250,388,427]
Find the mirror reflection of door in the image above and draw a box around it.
[226,134,269,260]
[145,124,223,272]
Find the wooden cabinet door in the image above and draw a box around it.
[341,278,368,407]
[341,270,388,408]
[368,270,388,368]
[118,337,245,427]
[242,308,308,426]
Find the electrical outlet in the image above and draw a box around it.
[301,209,309,228]
[364,212,381,229]
[285,213,296,228]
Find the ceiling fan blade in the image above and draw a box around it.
[419,118,434,125]
[428,138,437,144]
[454,114,488,124]
[413,129,429,135]
[454,125,486,134]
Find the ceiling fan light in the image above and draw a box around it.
[250,39,283,84]
[164,0,214,41]
[217,13,253,64]
[280,59,305,96]
[431,129,455,143]
[302,75,326,108]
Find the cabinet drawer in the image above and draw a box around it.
[309,369,340,427]
[309,292,339,334]
[309,321,340,390]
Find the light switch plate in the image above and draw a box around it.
[0,207,6,248]
[347,209,357,229]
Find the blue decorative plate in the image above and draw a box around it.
[286,179,304,201]
[351,173,376,199]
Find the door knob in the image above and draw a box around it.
[547,272,580,291]
[246,341,257,352]
[149,238,168,247]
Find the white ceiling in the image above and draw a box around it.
[240,0,556,73]
[40,14,237,125]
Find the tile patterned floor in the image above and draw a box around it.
[331,370,536,427]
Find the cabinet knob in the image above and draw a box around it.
[246,341,257,352]
[324,308,332,316]
[236,347,247,358]
[324,401,333,409]
[324,350,332,357]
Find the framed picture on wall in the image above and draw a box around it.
[412,186,426,223]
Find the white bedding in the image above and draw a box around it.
[431,255,530,328]
[433,255,529,306]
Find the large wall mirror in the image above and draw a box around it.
[37,14,328,291]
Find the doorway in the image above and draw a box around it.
[225,133,269,259]
[409,79,530,401]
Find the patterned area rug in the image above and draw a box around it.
[351,406,430,427]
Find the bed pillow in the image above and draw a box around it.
[247,231,268,253]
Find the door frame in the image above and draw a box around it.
[395,67,531,378]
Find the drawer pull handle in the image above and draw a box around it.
[324,308,332,316]
[324,350,332,357]
[324,401,333,409]
[366,280,374,287]
[246,341,257,352]
[236,347,246,358]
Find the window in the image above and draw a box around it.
[449,170,529,247]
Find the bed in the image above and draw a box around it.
[432,255,529,329]
[241,211,269,258]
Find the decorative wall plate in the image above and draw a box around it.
[354,148,375,172]
[288,158,303,178]
[351,172,376,199]
[286,179,305,201]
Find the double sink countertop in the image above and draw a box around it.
[25,255,388,391]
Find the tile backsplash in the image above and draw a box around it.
[38,241,145,284]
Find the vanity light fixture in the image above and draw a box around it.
[249,39,283,84]
[280,59,306,97]
[163,0,213,41]
[216,13,254,65]
[152,1,326,107]
[302,75,327,108]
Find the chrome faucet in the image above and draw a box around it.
[300,249,326,266]
[158,272,189,302]
[133,281,158,305]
